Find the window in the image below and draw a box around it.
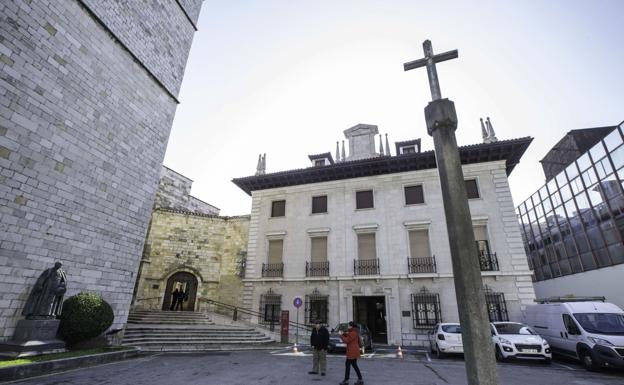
[305,291,328,325]
[312,195,327,214]
[465,179,480,199]
[314,159,325,167]
[474,226,490,255]
[356,190,374,209]
[484,289,509,321]
[408,229,430,258]
[259,290,281,324]
[271,200,285,217]
[411,290,441,328]
[267,239,283,264]
[562,314,581,335]
[404,185,424,205]
[310,236,327,262]
[402,146,416,154]
[357,233,376,260]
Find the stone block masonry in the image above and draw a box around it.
[0,0,202,340]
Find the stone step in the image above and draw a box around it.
[123,337,272,343]
[127,320,213,324]
[124,333,265,339]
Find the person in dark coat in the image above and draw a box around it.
[340,321,363,385]
[170,288,180,311]
[308,320,330,376]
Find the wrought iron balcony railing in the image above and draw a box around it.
[407,256,437,274]
[261,262,284,277]
[479,252,499,271]
[305,261,329,277]
[354,258,380,276]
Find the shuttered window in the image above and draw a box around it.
[357,233,376,260]
[465,179,480,199]
[404,185,424,205]
[268,239,283,264]
[310,236,328,262]
[271,200,286,217]
[312,195,327,214]
[409,229,430,258]
[356,190,374,209]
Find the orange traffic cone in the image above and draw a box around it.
[396,346,404,360]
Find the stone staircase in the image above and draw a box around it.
[123,310,275,352]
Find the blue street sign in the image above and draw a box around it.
[293,297,302,308]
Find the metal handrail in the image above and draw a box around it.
[478,252,499,271]
[199,297,312,332]
[134,296,161,302]
[305,261,329,277]
[261,262,284,277]
[407,256,437,273]
[353,258,380,275]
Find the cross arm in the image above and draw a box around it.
[403,49,459,71]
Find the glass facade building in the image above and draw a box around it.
[517,123,624,282]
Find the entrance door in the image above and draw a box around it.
[162,272,198,311]
[353,296,387,344]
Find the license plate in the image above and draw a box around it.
[336,343,346,347]
[522,349,538,353]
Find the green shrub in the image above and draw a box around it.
[58,292,114,345]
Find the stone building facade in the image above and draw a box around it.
[0,0,203,340]
[233,123,536,347]
[154,166,220,215]
[132,209,249,312]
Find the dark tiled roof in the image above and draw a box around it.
[232,137,533,196]
[308,152,335,164]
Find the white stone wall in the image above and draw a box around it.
[0,0,202,340]
[242,159,534,345]
[533,264,624,310]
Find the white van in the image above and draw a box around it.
[524,297,624,371]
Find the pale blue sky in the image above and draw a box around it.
[165,0,624,215]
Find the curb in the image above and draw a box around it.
[0,347,140,383]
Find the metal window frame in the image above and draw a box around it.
[484,287,509,322]
[411,288,441,328]
[259,289,282,324]
[304,289,329,325]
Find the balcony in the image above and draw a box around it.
[407,256,437,274]
[261,262,284,278]
[354,258,380,276]
[479,252,499,271]
[306,261,329,277]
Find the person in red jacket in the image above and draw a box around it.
[339,321,364,385]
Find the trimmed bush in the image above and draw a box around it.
[58,292,114,345]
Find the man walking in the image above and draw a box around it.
[308,320,330,376]
[340,321,363,385]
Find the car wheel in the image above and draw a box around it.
[495,345,506,362]
[580,350,598,372]
[435,344,445,359]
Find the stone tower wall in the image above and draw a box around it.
[0,0,202,340]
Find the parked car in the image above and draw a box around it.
[490,322,552,363]
[328,323,373,352]
[429,323,463,358]
[524,298,624,371]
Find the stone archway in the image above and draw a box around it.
[162,271,198,311]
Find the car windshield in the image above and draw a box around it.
[335,323,349,333]
[573,313,624,335]
[493,323,536,335]
[441,325,461,333]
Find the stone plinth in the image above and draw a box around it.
[0,319,66,358]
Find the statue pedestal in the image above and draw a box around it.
[0,319,66,358]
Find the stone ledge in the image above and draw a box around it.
[0,347,140,383]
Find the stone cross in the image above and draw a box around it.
[403,40,499,385]
[403,40,458,101]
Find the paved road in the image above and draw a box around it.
[7,349,623,385]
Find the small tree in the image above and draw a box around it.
[58,292,114,345]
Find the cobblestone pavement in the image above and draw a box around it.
[7,349,624,385]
